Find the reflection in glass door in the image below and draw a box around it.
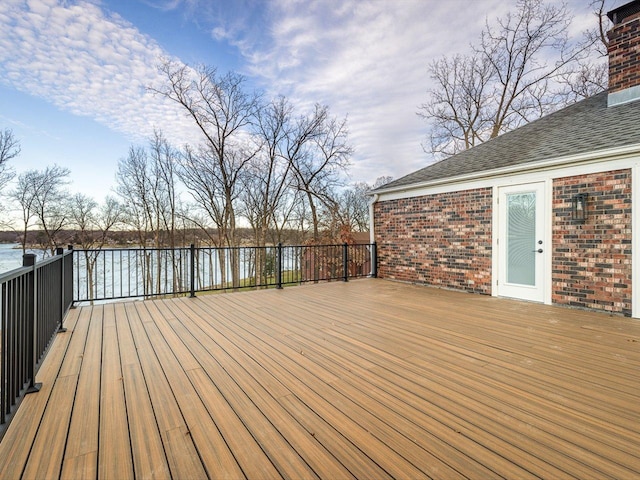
[506,192,536,286]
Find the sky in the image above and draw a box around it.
[0,0,620,207]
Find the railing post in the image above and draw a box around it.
[56,248,67,333]
[276,243,283,289]
[22,254,41,394]
[342,242,349,282]
[189,244,196,298]
[371,242,377,278]
[67,245,74,308]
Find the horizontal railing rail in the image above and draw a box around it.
[73,242,376,303]
[0,247,73,440]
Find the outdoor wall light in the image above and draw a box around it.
[571,193,588,224]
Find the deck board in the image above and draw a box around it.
[0,307,80,479]
[99,304,135,480]
[21,306,93,480]
[116,303,171,480]
[171,298,444,479]
[124,302,208,480]
[1,278,639,479]
[60,305,102,479]
[171,306,354,480]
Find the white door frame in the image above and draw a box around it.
[494,181,551,303]
[633,164,640,318]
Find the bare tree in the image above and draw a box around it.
[420,0,597,157]
[115,134,179,247]
[335,182,372,233]
[240,96,318,284]
[153,61,260,246]
[153,61,261,287]
[0,128,19,192]
[175,148,225,247]
[281,190,313,240]
[11,165,70,255]
[68,194,122,301]
[69,194,122,249]
[329,176,393,235]
[287,105,352,241]
[585,0,611,56]
[116,133,182,294]
[0,129,19,227]
[373,176,394,189]
[560,0,612,101]
[242,96,293,245]
[116,146,155,246]
[421,54,494,154]
[267,188,307,244]
[12,173,37,252]
[178,141,256,248]
[148,130,180,249]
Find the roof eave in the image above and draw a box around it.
[370,143,640,197]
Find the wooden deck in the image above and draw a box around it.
[0,278,639,479]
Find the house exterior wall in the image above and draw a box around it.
[552,169,632,315]
[374,187,492,294]
[373,167,634,316]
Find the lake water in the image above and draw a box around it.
[0,243,43,274]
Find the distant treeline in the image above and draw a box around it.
[0,228,308,248]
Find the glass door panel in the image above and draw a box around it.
[497,182,545,303]
[506,192,536,286]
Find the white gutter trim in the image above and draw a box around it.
[371,144,640,197]
[368,193,379,244]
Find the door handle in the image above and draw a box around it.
[532,249,543,253]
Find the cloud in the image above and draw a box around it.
[139,0,185,11]
[0,0,194,147]
[228,0,599,185]
[0,0,609,190]
[235,0,510,183]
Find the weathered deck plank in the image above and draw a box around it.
[1,278,639,479]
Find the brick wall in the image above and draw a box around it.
[607,8,640,93]
[552,170,632,315]
[374,188,492,294]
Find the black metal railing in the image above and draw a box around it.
[73,242,376,303]
[0,241,376,438]
[0,246,73,440]
[73,246,192,302]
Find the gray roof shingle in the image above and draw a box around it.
[377,91,640,191]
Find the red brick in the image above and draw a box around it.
[552,170,632,315]
[374,188,492,294]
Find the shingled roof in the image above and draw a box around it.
[376,91,640,192]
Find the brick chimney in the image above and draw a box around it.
[607,0,640,106]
